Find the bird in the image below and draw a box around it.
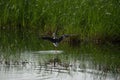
[41,27,77,47]
[42,33,70,47]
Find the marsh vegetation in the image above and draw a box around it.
[0,0,120,80]
[0,0,120,43]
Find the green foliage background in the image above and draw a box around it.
[0,0,120,43]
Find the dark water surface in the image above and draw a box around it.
[0,43,120,80]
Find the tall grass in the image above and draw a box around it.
[0,0,120,42]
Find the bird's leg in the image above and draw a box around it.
[55,47,57,53]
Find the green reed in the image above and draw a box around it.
[0,0,120,44]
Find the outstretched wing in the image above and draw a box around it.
[58,34,69,42]
[42,36,54,43]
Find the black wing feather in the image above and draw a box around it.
[42,36,54,43]
[42,34,69,43]
[58,34,69,42]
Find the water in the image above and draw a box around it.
[0,44,120,80]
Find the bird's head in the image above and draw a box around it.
[52,33,57,39]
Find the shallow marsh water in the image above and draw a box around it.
[0,43,120,80]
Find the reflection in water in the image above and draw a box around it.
[0,44,120,80]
